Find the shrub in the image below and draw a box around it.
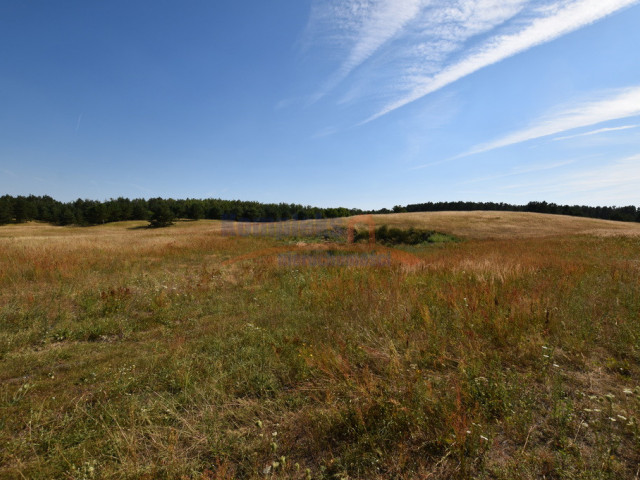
[354,225,452,245]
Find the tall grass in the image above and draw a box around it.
[1,220,639,479]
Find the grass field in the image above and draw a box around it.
[1,212,640,479]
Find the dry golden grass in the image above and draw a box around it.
[1,215,640,479]
[369,211,640,239]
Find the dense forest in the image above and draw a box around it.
[0,195,638,226]
[0,195,362,226]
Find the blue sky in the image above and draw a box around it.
[1,0,640,209]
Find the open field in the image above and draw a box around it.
[1,213,640,479]
[369,211,640,239]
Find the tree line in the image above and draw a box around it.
[0,195,362,226]
[0,195,638,227]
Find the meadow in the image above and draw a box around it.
[1,212,640,479]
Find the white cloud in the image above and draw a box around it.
[308,0,423,102]
[567,154,640,191]
[307,0,525,96]
[498,154,640,204]
[311,126,340,139]
[305,0,640,122]
[552,124,639,141]
[460,159,576,184]
[338,0,422,78]
[460,86,640,156]
[367,0,639,122]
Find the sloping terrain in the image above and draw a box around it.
[1,215,639,479]
[369,211,640,239]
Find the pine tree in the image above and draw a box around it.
[148,203,175,228]
[186,202,205,220]
[0,198,13,225]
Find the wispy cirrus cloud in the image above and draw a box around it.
[498,153,640,204]
[307,0,423,103]
[460,159,576,185]
[368,0,640,122]
[305,0,639,122]
[459,86,640,157]
[562,154,640,194]
[307,0,526,101]
[552,124,639,141]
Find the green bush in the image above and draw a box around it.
[354,225,454,245]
